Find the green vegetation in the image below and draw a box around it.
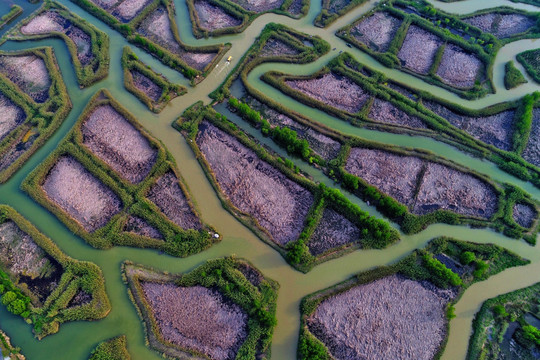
[467,282,540,359]
[0,5,22,30]
[123,257,278,359]
[517,48,540,84]
[314,0,368,28]
[0,47,71,183]
[69,0,229,80]
[121,46,185,113]
[300,237,529,359]
[9,2,109,88]
[504,61,528,90]
[176,102,399,272]
[89,336,130,360]
[0,205,111,339]
[22,89,218,257]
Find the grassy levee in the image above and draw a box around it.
[88,335,131,360]
[517,48,540,85]
[504,61,528,90]
[0,205,111,340]
[186,0,309,39]
[298,237,530,360]
[176,102,399,272]
[22,89,218,257]
[0,5,23,30]
[337,0,540,99]
[69,0,229,81]
[260,52,540,188]
[8,2,109,88]
[123,257,279,359]
[313,0,369,28]
[121,46,186,112]
[0,47,72,183]
[467,282,540,359]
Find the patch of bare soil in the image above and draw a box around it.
[398,25,443,75]
[245,96,341,161]
[287,0,303,16]
[368,98,427,129]
[0,93,25,141]
[228,0,283,13]
[308,208,360,256]
[137,6,216,71]
[424,101,514,151]
[237,263,262,287]
[351,12,401,52]
[147,171,202,230]
[522,108,540,167]
[88,0,120,10]
[194,0,242,31]
[0,221,61,303]
[286,72,370,114]
[82,104,157,184]
[124,215,163,239]
[387,82,418,102]
[260,38,300,57]
[513,203,537,229]
[436,45,482,88]
[0,55,51,103]
[0,132,38,172]
[464,13,535,39]
[308,275,453,360]
[131,70,162,102]
[326,0,351,14]
[112,0,153,23]
[142,282,248,360]
[413,162,497,218]
[67,289,92,308]
[345,148,424,206]
[196,121,313,245]
[42,156,122,232]
[20,11,93,66]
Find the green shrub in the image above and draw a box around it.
[460,251,476,265]
[504,61,527,90]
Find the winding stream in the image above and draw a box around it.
[0,0,538,359]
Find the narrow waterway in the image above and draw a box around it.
[0,0,538,359]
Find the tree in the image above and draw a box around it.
[7,299,26,315]
[1,291,16,305]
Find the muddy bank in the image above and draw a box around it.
[345,148,498,218]
[42,156,122,232]
[345,148,423,206]
[131,70,162,102]
[0,93,25,141]
[368,98,427,129]
[436,45,482,89]
[351,12,401,52]
[0,131,38,173]
[124,216,163,239]
[142,282,247,360]
[286,72,370,113]
[413,162,497,218]
[260,38,300,57]
[193,0,242,31]
[464,13,535,39]
[522,108,540,167]
[228,0,283,13]
[112,0,153,22]
[398,25,442,75]
[196,121,313,245]
[424,101,514,151]
[308,208,360,256]
[307,275,452,360]
[137,6,216,71]
[0,54,51,103]
[82,105,157,184]
[513,203,537,229]
[0,221,61,303]
[147,171,202,230]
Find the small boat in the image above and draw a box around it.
[227,56,232,62]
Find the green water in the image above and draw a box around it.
[0,0,539,359]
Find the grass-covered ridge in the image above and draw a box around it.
[0,47,71,183]
[9,1,110,88]
[0,5,22,30]
[176,102,399,272]
[517,47,540,85]
[504,60,528,90]
[88,335,130,360]
[22,89,218,257]
[123,257,278,359]
[0,205,111,340]
[121,46,185,113]
[313,0,368,28]
[299,237,530,360]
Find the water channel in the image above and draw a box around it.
[0,0,538,359]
